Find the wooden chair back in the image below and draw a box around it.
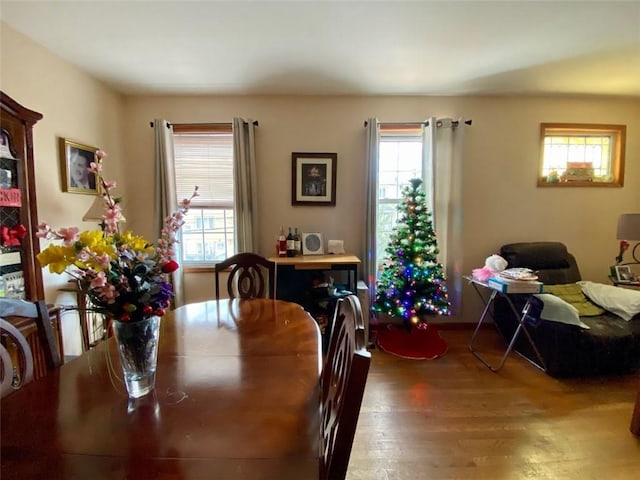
[0,318,35,397]
[320,294,371,480]
[215,252,276,300]
[0,299,62,373]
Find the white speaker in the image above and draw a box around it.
[302,232,324,255]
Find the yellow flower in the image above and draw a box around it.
[79,230,112,251]
[120,231,154,254]
[36,245,76,274]
[76,231,117,271]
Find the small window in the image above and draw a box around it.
[173,124,235,266]
[539,123,625,187]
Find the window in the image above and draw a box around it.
[173,124,235,265]
[539,123,626,187]
[377,124,423,269]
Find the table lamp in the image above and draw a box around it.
[82,195,110,231]
[616,213,640,264]
[82,196,104,222]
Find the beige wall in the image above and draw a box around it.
[124,95,640,320]
[3,22,640,336]
[1,23,126,355]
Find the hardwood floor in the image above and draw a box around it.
[348,328,640,480]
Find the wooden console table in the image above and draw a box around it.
[268,254,361,349]
[268,254,360,294]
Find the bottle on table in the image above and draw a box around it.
[278,225,287,257]
[286,227,295,257]
[293,228,301,256]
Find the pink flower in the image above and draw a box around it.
[90,271,107,289]
[94,254,110,270]
[179,188,198,209]
[56,227,79,245]
[36,222,53,238]
[98,284,118,303]
[95,150,107,160]
[102,205,125,234]
[89,162,102,173]
[77,249,91,262]
[104,208,118,221]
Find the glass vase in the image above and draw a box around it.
[113,315,161,398]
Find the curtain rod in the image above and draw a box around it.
[149,121,259,127]
[363,119,473,127]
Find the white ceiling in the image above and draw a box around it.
[1,0,640,97]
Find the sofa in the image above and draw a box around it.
[492,242,640,377]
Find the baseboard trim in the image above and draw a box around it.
[370,321,493,331]
[436,322,493,330]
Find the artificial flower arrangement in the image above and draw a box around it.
[616,240,630,265]
[36,150,198,323]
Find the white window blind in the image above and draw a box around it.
[173,124,233,207]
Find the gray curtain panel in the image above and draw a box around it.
[364,118,379,305]
[153,119,184,306]
[232,118,258,254]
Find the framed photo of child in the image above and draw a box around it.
[59,138,98,195]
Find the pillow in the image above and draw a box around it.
[533,294,590,329]
[577,281,640,321]
[543,283,605,316]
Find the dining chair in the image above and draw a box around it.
[0,298,63,372]
[215,252,276,300]
[320,294,371,480]
[0,318,34,398]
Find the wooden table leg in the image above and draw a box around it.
[631,381,640,436]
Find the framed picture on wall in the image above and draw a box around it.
[59,137,99,195]
[291,152,337,206]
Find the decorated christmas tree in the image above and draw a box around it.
[374,178,450,328]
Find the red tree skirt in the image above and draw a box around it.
[376,323,448,360]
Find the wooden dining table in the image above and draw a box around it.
[1,299,322,480]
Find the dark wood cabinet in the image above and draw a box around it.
[0,93,63,370]
[0,91,44,301]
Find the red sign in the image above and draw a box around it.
[0,188,21,207]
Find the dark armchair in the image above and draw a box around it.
[493,242,640,377]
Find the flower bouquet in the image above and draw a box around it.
[616,240,630,265]
[36,150,197,397]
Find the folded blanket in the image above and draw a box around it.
[543,283,605,316]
